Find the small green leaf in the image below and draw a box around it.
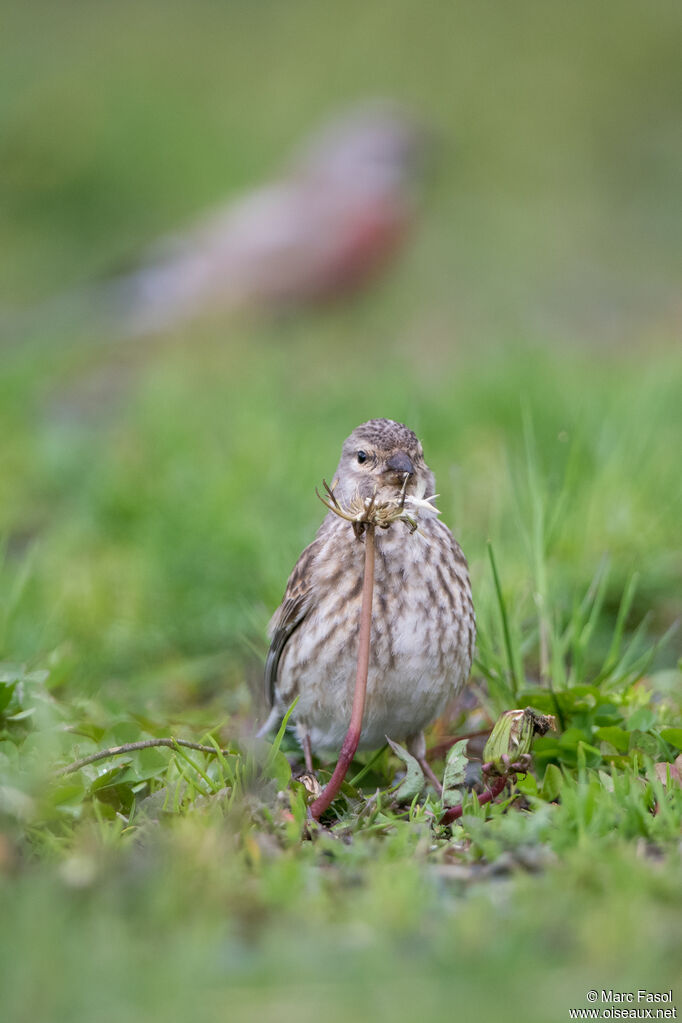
[515,772,538,796]
[386,738,425,802]
[593,703,622,725]
[627,708,656,732]
[594,726,630,754]
[442,739,468,807]
[268,749,292,790]
[6,708,35,723]
[628,730,663,758]
[88,763,132,793]
[134,746,171,776]
[0,681,17,714]
[558,727,589,751]
[50,779,86,812]
[516,690,556,713]
[541,763,563,801]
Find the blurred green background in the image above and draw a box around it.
[1,1,681,1020]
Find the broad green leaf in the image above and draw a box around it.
[517,685,603,719]
[133,746,172,776]
[660,728,682,750]
[531,735,564,769]
[441,739,468,808]
[268,749,292,790]
[6,708,36,723]
[515,772,538,796]
[103,721,146,746]
[628,730,664,759]
[88,762,132,793]
[626,708,656,732]
[387,738,425,802]
[559,727,590,751]
[594,726,630,754]
[541,763,563,800]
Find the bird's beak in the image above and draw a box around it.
[384,451,414,477]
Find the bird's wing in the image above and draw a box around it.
[264,538,320,707]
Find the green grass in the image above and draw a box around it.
[1,1,682,1020]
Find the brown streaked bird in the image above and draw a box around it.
[259,418,475,778]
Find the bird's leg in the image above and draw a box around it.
[419,759,443,796]
[302,733,314,774]
[407,731,443,796]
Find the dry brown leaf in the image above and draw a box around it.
[654,754,682,788]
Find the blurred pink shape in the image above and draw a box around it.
[116,102,429,335]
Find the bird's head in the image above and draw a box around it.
[297,102,430,195]
[332,418,435,507]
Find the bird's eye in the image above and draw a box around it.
[357,450,368,464]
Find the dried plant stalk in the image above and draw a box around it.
[309,474,440,819]
[309,521,376,819]
[56,738,232,776]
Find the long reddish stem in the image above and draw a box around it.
[310,524,376,819]
[439,773,507,824]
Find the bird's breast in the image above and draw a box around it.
[279,517,474,752]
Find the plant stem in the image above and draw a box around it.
[310,524,376,819]
[349,743,388,787]
[439,773,508,824]
[55,738,232,776]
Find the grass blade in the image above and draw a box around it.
[487,540,519,699]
